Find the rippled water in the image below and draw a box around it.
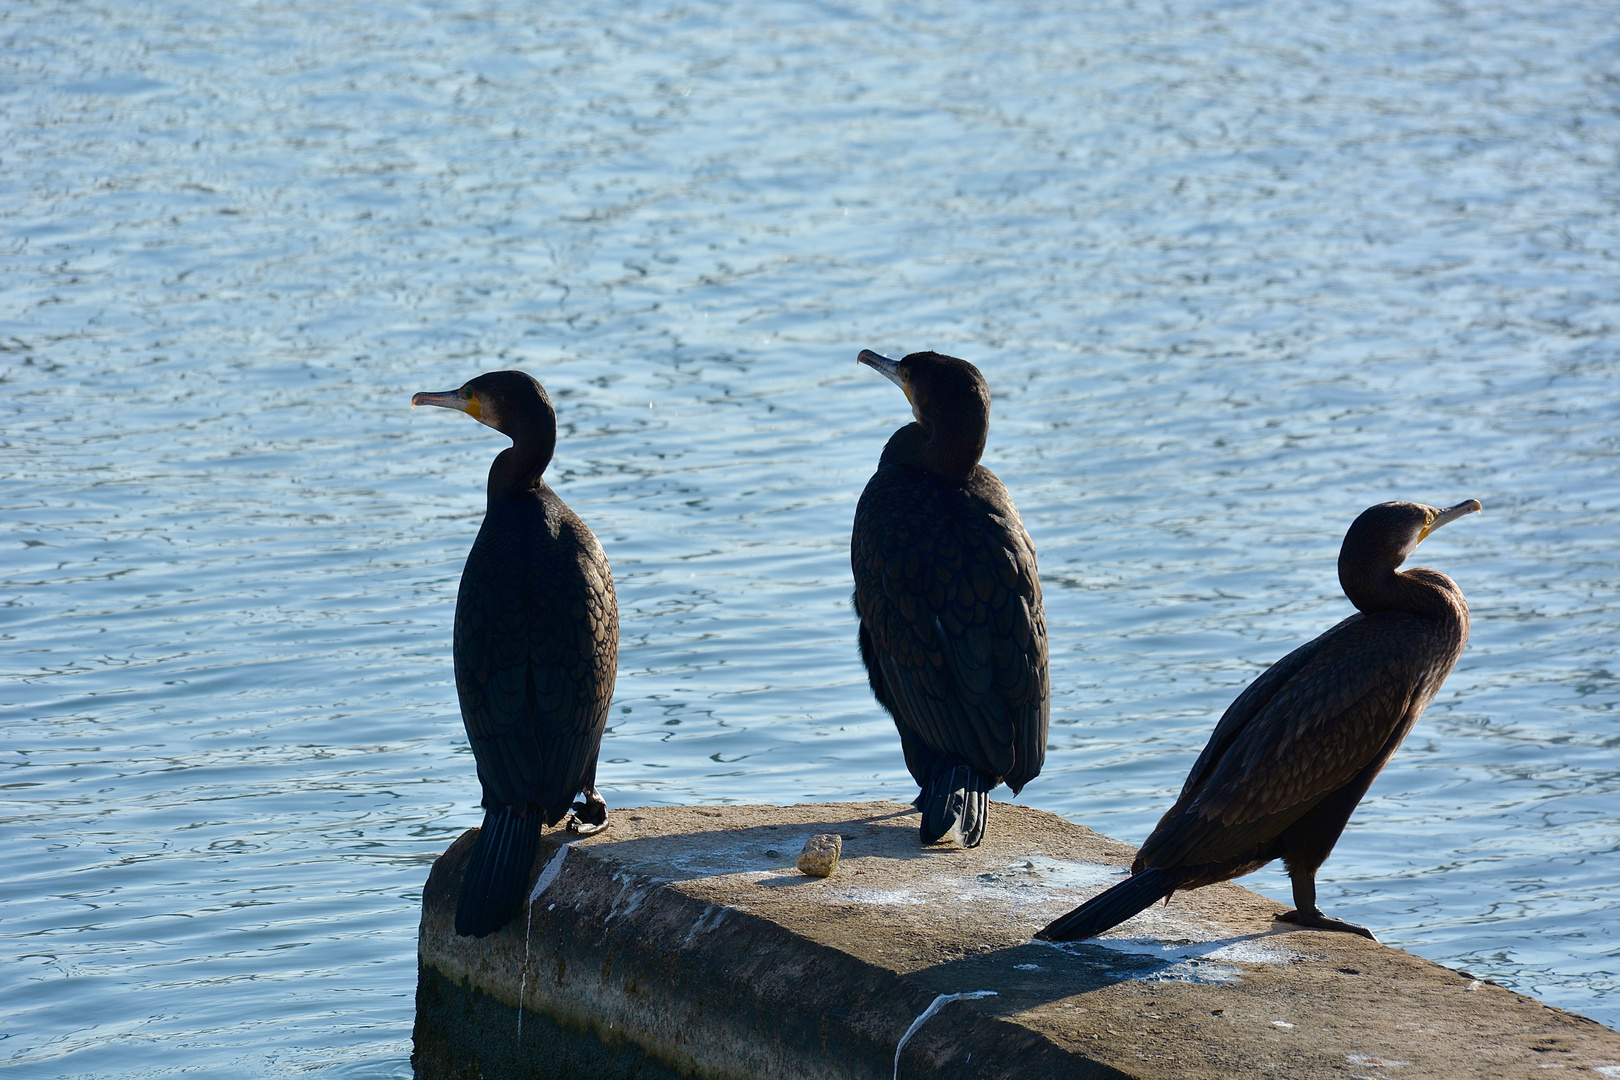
[4,0,1618,1074]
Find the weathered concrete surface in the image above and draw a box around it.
[414,801,1620,1079]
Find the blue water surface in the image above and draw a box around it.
[3,0,1618,1075]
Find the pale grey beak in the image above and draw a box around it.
[857,349,905,392]
[411,389,470,413]
[1419,499,1483,542]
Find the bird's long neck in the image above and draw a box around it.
[486,430,555,502]
[881,421,982,483]
[1341,561,1468,628]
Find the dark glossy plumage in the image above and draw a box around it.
[1040,499,1480,942]
[413,371,617,937]
[851,350,1049,847]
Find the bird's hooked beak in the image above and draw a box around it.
[1417,499,1483,543]
[858,349,913,405]
[411,388,484,424]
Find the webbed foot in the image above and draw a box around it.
[566,787,609,836]
[1274,908,1378,941]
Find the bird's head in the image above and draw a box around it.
[411,370,556,444]
[858,349,990,477]
[1340,498,1482,579]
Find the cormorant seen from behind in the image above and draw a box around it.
[412,370,618,938]
[851,349,1049,848]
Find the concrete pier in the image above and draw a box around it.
[413,801,1620,1079]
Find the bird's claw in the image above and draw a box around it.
[1274,908,1378,941]
[566,787,609,836]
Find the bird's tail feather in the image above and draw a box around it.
[1036,866,1181,942]
[918,763,992,848]
[455,806,541,938]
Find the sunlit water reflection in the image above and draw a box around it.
[3,0,1618,1074]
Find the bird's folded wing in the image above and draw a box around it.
[1143,616,1422,868]
[853,480,1048,783]
[455,550,616,810]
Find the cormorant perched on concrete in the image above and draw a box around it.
[851,350,1049,847]
[1039,499,1481,942]
[412,371,618,938]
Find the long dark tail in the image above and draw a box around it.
[455,805,542,938]
[916,763,992,848]
[1036,866,1181,942]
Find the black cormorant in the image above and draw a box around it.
[851,350,1049,847]
[1038,498,1480,942]
[412,370,618,938]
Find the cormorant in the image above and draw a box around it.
[1038,498,1481,942]
[412,370,618,938]
[851,350,1049,847]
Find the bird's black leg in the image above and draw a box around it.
[567,786,609,836]
[1274,873,1377,940]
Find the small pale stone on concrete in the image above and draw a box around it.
[796,833,841,877]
